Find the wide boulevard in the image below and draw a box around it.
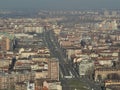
[43,29,102,90]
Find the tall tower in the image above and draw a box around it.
[1,37,10,51]
[48,58,59,81]
[118,49,120,62]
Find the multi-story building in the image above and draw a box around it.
[15,82,27,90]
[24,26,44,34]
[15,81,35,90]
[0,71,35,90]
[0,37,11,51]
[48,58,59,81]
[79,59,94,77]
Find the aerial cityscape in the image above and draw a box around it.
[0,0,120,90]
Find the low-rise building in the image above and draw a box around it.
[79,59,94,77]
[43,80,62,90]
[105,80,120,90]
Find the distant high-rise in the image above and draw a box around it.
[48,58,59,81]
[112,11,117,16]
[104,10,109,17]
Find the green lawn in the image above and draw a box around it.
[68,79,89,90]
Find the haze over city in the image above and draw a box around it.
[0,0,120,90]
[0,0,120,10]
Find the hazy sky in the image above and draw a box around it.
[0,0,120,10]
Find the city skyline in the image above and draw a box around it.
[0,0,120,10]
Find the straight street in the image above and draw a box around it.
[44,29,102,90]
